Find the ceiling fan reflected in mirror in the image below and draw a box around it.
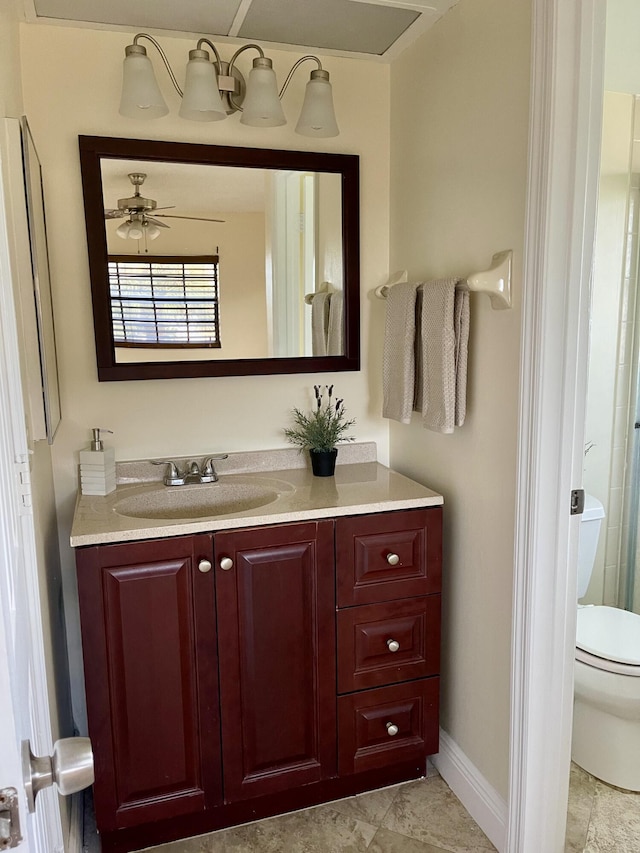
[104,172,224,241]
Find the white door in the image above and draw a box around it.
[0,118,78,852]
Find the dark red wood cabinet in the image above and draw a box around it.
[76,508,442,852]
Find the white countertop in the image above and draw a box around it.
[70,444,444,548]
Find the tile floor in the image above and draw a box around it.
[83,763,640,852]
[564,763,640,852]
[135,775,495,853]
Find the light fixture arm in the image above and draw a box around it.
[278,55,324,99]
[196,38,223,75]
[131,33,183,97]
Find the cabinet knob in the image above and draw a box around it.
[219,557,234,571]
[386,553,400,566]
[198,559,212,573]
[386,639,400,653]
[386,722,399,737]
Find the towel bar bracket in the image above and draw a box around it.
[374,250,513,310]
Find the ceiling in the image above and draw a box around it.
[22,0,459,61]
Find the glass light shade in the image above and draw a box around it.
[179,53,227,122]
[145,223,161,240]
[295,73,339,137]
[240,61,286,127]
[116,221,131,239]
[127,222,144,240]
[119,51,169,119]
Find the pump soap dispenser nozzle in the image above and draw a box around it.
[90,428,113,452]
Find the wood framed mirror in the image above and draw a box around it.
[78,136,360,381]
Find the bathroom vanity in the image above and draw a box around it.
[71,447,443,853]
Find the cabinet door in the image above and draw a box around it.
[215,520,336,801]
[76,534,221,832]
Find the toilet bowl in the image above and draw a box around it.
[572,495,640,790]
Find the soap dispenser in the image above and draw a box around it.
[79,428,116,496]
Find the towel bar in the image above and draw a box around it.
[374,250,513,310]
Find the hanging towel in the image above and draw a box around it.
[382,281,421,423]
[311,292,331,356]
[327,291,344,355]
[414,278,469,433]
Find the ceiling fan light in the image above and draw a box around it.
[295,70,339,138]
[240,57,286,127]
[127,221,144,240]
[119,44,169,120]
[180,50,227,122]
[116,221,131,239]
[145,222,162,239]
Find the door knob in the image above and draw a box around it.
[219,557,234,571]
[386,553,400,566]
[386,639,400,652]
[386,722,399,737]
[198,559,212,573]
[22,738,94,813]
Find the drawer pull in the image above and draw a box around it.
[386,553,400,566]
[198,559,212,573]
[219,557,234,571]
[386,639,400,653]
[386,722,399,737]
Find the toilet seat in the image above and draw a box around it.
[576,605,640,675]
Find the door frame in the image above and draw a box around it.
[508,1,606,850]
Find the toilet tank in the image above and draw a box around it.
[577,494,605,600]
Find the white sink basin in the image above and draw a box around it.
[113,479,282,520]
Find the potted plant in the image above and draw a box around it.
[284,385,356,476]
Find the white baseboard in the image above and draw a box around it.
[432,728,508,852]
[66,792,84,853]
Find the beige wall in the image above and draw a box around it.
[0,1,22,117]
[20,23,391,732]
[388,0,530,798]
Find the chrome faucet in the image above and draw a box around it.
[152,455,228,486]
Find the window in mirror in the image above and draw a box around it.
[108,255,221,354]
[79,137,360,380]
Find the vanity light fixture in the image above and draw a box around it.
[119,34,339,138]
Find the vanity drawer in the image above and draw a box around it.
[337,596,440,693]
[338,679,439,775]
[336,508,442,607]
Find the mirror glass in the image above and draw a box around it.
[79,137,360,381]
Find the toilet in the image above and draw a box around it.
[572,494,640,791]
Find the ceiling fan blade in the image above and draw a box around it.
[149,205,176,212]
[104,209,126,219]
[145,217,170,229]
[153,214,226,223]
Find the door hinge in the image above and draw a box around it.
[14,456,32,515]
[570,488,585,515]
[0,788,22,849]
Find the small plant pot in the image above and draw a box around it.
[309,448,338,477]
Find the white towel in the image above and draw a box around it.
[327,292,344,356]
[414,278,469,433]
[382,282,421,423]
[311,292,330,356]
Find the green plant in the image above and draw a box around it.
[284,385,356,452]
